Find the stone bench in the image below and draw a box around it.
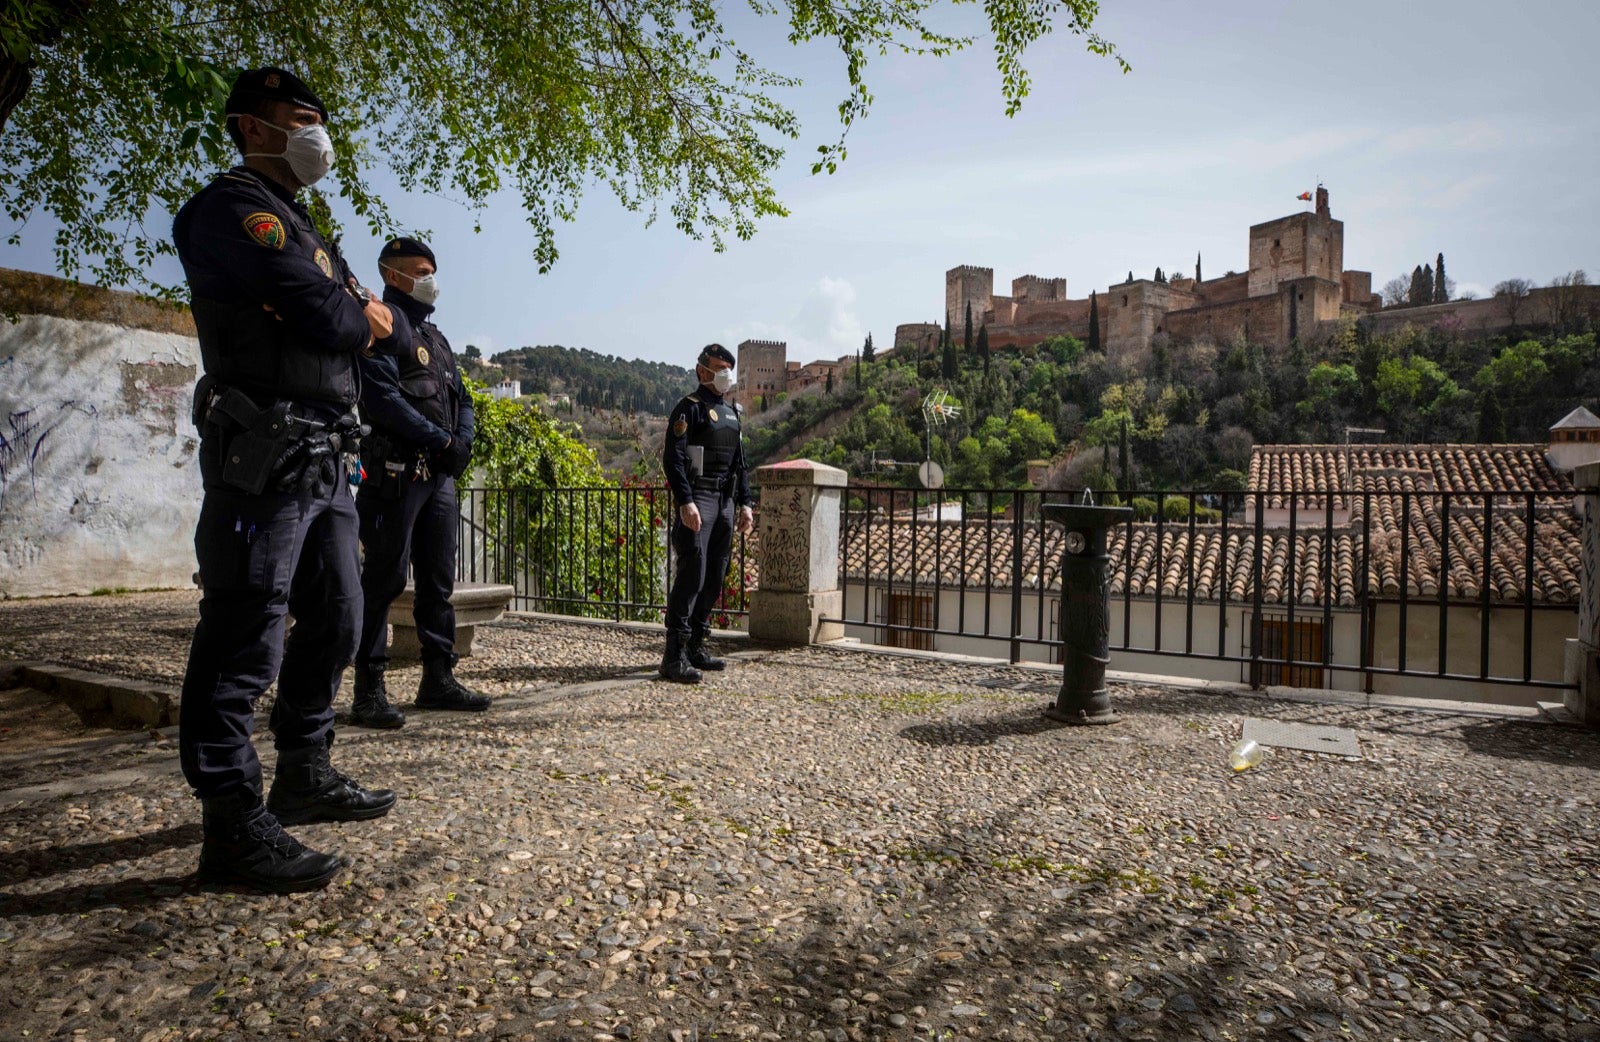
[386,582,516,660]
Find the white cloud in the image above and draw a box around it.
[722,277,867,366]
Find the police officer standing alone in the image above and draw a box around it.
[174,69,402,893]
[660,345,754,683]
[351,237,489,725]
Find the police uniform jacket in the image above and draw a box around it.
[663,386,750,507]
[357,287,473,458]
[172,165,406,420]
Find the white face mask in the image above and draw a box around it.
[243,118,334,187]
[382,263,440,306]
[712,368,735,394]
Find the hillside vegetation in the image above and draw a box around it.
[748,319,1599,493]
[489,344,693,414]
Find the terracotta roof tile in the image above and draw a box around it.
[839,444,1582,607]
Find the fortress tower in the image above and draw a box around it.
[945,266,993,329]
[737,339,787,397]
[1248,185,1343,299]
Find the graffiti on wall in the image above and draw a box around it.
[0,400,94,509]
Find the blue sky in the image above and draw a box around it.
[3,0,1596,368]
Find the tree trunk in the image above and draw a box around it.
[0,0,93,134]
[0,56,33,134]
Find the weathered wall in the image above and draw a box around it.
[1355,285,1600,340]
[0,283,202,597]
[1197,272,1251,305]
[892,323,940,356]
[1163,293,1282,347]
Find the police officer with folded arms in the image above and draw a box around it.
[660,344,753,683]
[350,237,489,727]
[174,68,403,893]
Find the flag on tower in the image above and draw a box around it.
[1297,191,1313,201]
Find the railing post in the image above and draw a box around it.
[749,460,848,644]
[1564,463,1600,727]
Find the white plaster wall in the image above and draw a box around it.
[0,314,201,597]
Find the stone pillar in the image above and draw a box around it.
[749,460,847,644]
[1565,462,1600,727]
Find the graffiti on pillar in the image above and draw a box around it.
[759,485,813,591]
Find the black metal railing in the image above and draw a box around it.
[455,485,751,625]
[831,485,1579,692]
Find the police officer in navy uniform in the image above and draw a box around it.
[351,237,488,725]
[660,344,754,683]
[174,68,401,893]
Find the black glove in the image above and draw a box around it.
[439,438,473,479]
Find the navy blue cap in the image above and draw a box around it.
[698,343,735,367]
[379,237,437,267]
[225,68,327,122]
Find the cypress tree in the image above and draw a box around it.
[862,332,875,363]
[977,324,990,374]
[942,312,951,362]
[1409,265,1424,306]
[941,335,956,379]
[1476,391,1506,442]
[1434,253,1448,303]
[1421,264,1434,304]
[854,352,861,388]
[1127,270,1134,284]
[1088,291,1101,354]
[1154,266,1165,283]
[964,301,973,354]
[1196,252,1203,283]
[1119,417,1131,491]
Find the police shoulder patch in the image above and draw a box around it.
[243,212,286,249]
[313,247,334,279]
[672,416,688,437]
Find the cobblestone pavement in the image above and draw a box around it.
[1,593,1598,1041]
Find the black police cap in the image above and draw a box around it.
[698,343,736,367]
[225,67,327,122]
[379,237,437,267]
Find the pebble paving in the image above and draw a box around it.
[1,592,1598,1041]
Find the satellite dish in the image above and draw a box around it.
[918,460,945,490]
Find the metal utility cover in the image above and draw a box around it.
[1242,717,1362,758]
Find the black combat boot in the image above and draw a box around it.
[415,655,492,711]
[686,627,726,672]
[198,787,344,894]
[267,741,397,825]
[352,662,406,730]
[658,629,703,685]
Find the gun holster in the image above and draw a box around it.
[223,402,303,496]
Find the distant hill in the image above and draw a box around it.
[490,344,693,415]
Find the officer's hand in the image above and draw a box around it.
[363,297,394,341]
[679,503,702,532]
[261,303,283,322]
[736,506,754,535]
